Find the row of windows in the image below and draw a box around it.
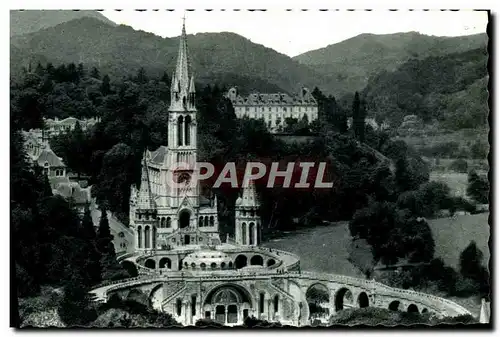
[199,216,215,227]
[136,215,216,228]
[242,106,316,113]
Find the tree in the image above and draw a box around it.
[90,67,100,79]
[100,74,111,96]
[460,241,484,281]
[467,170,489,204]
[97,205,112,254]
[352,92,361,139]
[58,274,97,326]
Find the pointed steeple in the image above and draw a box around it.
[240,180,259,207]
[137,156,155,209]
[175,17,190,95]
[189,75,196,93]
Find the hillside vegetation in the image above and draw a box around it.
[294,32,487,96]
[10,17,337,95]
[10,10,116,36]
[362,47,488,129]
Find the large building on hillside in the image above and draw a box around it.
[226,87,318,133]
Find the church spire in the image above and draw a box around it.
[174,17,190,95]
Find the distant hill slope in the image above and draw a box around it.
[10,10,116,37]
[361,47,488,129]
[293,32,488,96]
[10,16,338,95]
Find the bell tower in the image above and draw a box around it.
[166,18,199,210]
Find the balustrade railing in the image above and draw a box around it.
[92,257,470,317]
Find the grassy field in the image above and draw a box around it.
[262,222,363,277]
[429,172,469,198]
[428,213,490,270]
[263,213,490,276]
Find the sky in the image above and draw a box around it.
[101,10,488,57]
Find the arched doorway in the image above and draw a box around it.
[389,300,400,311]
[335,287,353,312]
[203,284,253,325]
[306,283,330,319]
[179,210,190,229]
[159,257,172,269]
[422,308,429,314]
[234,255,248,269]
[145,259,156,269]
[267,259,276,267]
[407,304,419,313]
[250,255,263,266]
[357,292,369,308]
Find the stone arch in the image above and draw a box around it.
[161,217,165,228]
[241,222,247,245]
[357,292,369,308]
[422,308,429,314]
[184,115,191,146]
[267,259,276,267]
[335,287,353,312]
[127,289,147,304]
[179,209,191,229]
[210,216,214,226]
[149,284,164,311]
[145,259,156,269]
[234,255,248,269]
[249,222,255,245]
[407,304,419,313]
[273,294,279,313]
[177,115,184,146]
[389,300,401,311]
[121,260,138,277]
[306,283,330,319]
[159,257,172,269]
[166,217,171,228]
[203,283,254,309]
[204,217,209,227]
[250,255,263,266]
[199,216,203,227]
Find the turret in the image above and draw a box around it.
[234,181,261,246]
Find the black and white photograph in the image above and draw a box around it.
[9,7,491,329]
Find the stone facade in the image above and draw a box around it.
[226,87,318,133]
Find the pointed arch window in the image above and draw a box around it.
[184,115,191,146]
[177,116,184,146]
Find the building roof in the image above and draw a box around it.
[148,146,168,165]
[35,144,65,167]
[53,182,91,205]
[229,87,317,106]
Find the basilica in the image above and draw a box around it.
[128,21,262,258]
[94,21,474,327]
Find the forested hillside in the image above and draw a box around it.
[10,17,337,94]
[361,47,488,129]
[10,10,116,36]
[294,32,487,96]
